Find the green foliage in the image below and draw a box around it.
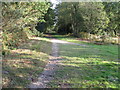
[2,38,51,88]
[55,2,119,37]
[2,29,28,50]
[78,32,90,39]
[103,2,120,36]
[2,2,50,51]
[48,39,118,88]
[36,4,55,33]
[24,27,34,37]
[44,7,55,33]
[2,49,10,56]
[31,28,44,37]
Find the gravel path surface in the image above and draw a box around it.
[29,40,62,89]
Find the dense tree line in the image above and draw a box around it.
[2,2,51,50]
[2,2,119,52]
[36,5,55,33]
[103,2,120,36]
[55,2,120,37]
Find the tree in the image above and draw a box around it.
[2,2,50,50]
[55,2,110,36]
[103,2,120,36]
[36,4,55,33]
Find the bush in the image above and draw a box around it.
[24,27,34,37]
[78,32,90,39]
[2,49,10,56]
[3,28,28,50]
[100,35,110,42]
[93,35,119,45]
[89,34,100,41]
[111,37,119,44]
[31,28,43,37]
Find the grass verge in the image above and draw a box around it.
[2,37,52,88]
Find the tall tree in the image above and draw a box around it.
[2,2,50,49]
[103,2,120,36]
[36,4,55,33]
[55,2,110,36]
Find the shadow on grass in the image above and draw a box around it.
[2,51,47,88]
[2,62,44,88]
[48,44,119,88]
[19,39,52,55]
[49,63,119,88]
[2,37,52,88]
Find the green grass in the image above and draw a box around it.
[48,34,92,45]
[3,34,119,88]
[2,37,52,88]
[48,35,119,88]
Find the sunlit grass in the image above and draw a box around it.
[29,36,51,42]
[48,42,119,88]
[2,37,52,88]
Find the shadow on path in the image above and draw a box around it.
[29,40,64,89]
[29,35,88,89]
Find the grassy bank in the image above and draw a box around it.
[2,37,52,88]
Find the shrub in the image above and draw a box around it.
[2,49,10,56]
[111,37,119,44]
[78,32,90,39]
[32,28,44,37]
[100,35,110,42]
[3,28,28,50]
[24,27,34,37]
[89,34,100,41]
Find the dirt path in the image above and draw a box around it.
[29,38,87,89]
[50,39,87,47]
[29,39,62,89]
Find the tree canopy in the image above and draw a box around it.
[2,1,119,50]
[55,2,119,37]
[2,2,51,49]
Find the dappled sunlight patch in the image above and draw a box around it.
[29,36,51,42]
[2,37,52,88]
[101,61,119,65]
[66,39,89,44]
[52,35,90,45]
[48,42,119,88]
[2,77,10,87]
[64,39,77,42]
[16,74,24,78]
[51,39,69,44]
[12,49,32,54]
[51,62,119,88]
[61,56,106,65]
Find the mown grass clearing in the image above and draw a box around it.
[48,36,119,88]
[2,37,52,88]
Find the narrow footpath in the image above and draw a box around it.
[29,39,62,89]
[29,38,87,89]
